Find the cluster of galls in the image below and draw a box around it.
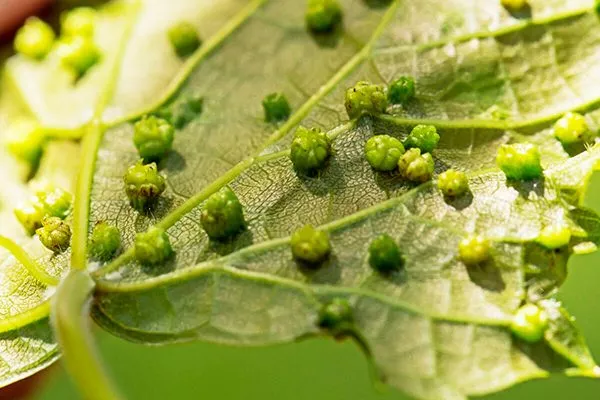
[14,185,74,253]
[125,112,249,265]
[124,115,175,213]
[365,124,438,183]
[344,78,416,119]
[15,7,102,77]
[129,185,247,266]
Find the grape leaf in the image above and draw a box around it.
[2,0,600,399]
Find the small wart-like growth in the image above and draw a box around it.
[437,169,469,197]
[458,235,490,266]
[501,0,527,11]
[123,161,166,211]
[35,186,73,220]
[37,216,71,253]
[155,95,204,129]
[388,76,415,105]
[496,143,543,181]
[537,225,571,249]
[6,120,46,164]
[290,126,331,173]
[365,135,405,172]
[398,148,434,183]
[344,81,387,119]
[14,206,45,236]
[200,187,245,240]
[510,304,549,343]
[368,234,404,273]
[57,36,101,76]
[262,93,291,123]
[134,227,173,265]
[305,0,343,32]
[90,222,121,261]
[61,7,96,38]
[15,185,73,235]
[14,17,55,60]
[404,125,439,154]
[168,21,202,58]
[291,224,331,265]
[318,298,353,335]
[553,112,592,145]
[133,116,175,162]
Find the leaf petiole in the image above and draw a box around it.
[52,270,123,400]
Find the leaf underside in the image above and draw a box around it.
[2,0,600,399]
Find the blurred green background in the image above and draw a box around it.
[34,229,600,399]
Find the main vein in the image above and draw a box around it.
[93,0,402,278]
[70,2,142,270]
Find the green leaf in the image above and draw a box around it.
[3,0,600,398]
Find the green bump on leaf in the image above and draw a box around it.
[14,17,55,60]
[200,187,245,240]
[368,234,404,273]
[14,205,45,236]
[511,304,549,343]
[458,235,490,266]
[437,169,469,197]
[496,143,543,181]
[89,222,121,261]
[61,7,96,38]
[398,148,434,183]
[123,161,166,212]
[537,225,572,250]
[134,227,173,266]
[553,112,592,145]
[305,0,343,32]
[501,0,527,11]
[154,94,204,129]
[344,81,387,119]
[387,76,415,105]
[290,224,331,265]
[57,36,102,76]
[262,93,291,123]
[364,135,405,172]
[34,185,73,220]
[290,126,331,173]
[5,120,46,165]
[36,216,71,253]
[403,124,439,154]
[318,298,353,334]
[14,185,73,235]
[133,115,175,162]
[168,21,202,58]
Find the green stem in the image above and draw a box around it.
[51,270,123,400]
[0,235,58,286]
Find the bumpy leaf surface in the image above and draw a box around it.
[2,0,600,399]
